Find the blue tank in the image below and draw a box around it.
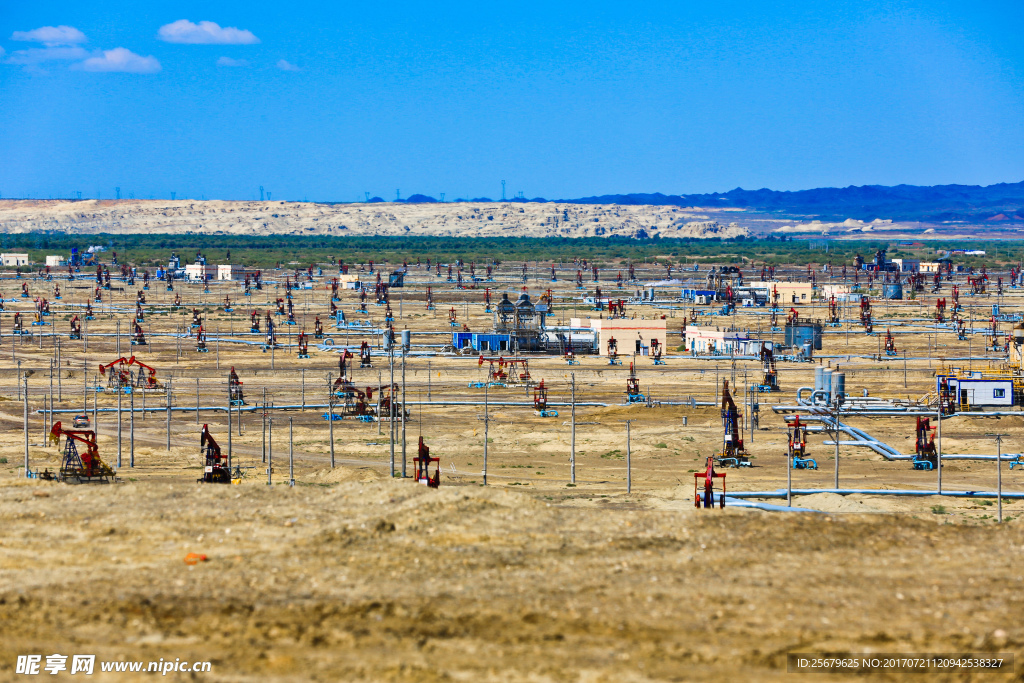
[882,283,903,299]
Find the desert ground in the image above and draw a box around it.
[0,259,1022,681]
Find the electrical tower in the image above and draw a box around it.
[259,185,264,201]
[171,192,176,200]
[116,187,121,200]
[501,180,506,201]
[440,192,445,202]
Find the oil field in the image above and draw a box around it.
[1,244,1024,680]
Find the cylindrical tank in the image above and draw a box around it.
[883,283,903,299]
[822,368,832,401]
[832,371,846,404]
[814,366,824,392]
[787,323,816,349]
[802,340,814,360]
[993,304,1000,317]
[401,329,411,351]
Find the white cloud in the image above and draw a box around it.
[216,56,249,67]
[5,46,89,65]
[157,20,259,45]
[0,47,5,59]
[77,48,161,73]
[276,59,300,71]
[11,25,87,46]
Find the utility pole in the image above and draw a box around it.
[23,375,29,477]
[166,379,172,450]
[483,383,489,485]
[833,400,840,489]
[328,372,335,468]
[130,388,135,467]
[389,341,395,476]
[288,417,295,487]
[227,376,233,477]
[625,419,634,493]
[986,433,1007,523]
[570,372,576,484]
[401,336,407,477]
[787,420,793,507]
[117,384,122,469]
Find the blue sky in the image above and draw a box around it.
[2,0,1023,202]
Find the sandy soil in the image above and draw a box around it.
[0,261,1022,680]
[1,477,1022,682]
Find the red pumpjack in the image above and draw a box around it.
[414,437,440,487]
[694,456,725,509]
[49,421,115,484]
[199,424,233,483]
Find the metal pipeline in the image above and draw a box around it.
[776,405,936,416]
[720,496,822,512]
[794,387,832,407]
[810,389,831,405]
[46,405,258,414]
[787,414,910,459]
[929,454,1024,462]
[729,488,1024,500]
[44,399,609,415]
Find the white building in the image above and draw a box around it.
[936,374,1014,408]
[819,284,852,300]
[45,255,67,267]
[1,253,29,267]
[185,264,218,281]
[217,264,264,281]
[891,258,920,273]
[684,328,755,355]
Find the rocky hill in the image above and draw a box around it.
[0,200,748,240]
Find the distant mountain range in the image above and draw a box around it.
[564,181,1024,222]
[380,181,1024,223]
[316,181,1024,223]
